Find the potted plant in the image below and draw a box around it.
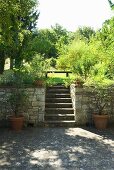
[8,87,29,131]
[92,84,112,130]
[34,77,45,87]
[7,72,29,131]
[74,77,84,87]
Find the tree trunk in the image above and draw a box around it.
[0,57,5,74]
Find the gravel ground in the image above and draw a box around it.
[0,127,114,170]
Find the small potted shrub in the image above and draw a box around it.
[34,77,45,87]
[8,87,29,131]
[7,72,29,131]
[92,84,112,130]
[74,77,84,87]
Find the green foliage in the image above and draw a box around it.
[17,54,47,85]
[0,70,15,86]
[0,70,29,116]
[8,88,29,117]
[89,17,114,79]
[0,54,47,86]
[90,62,108,77]
[30,54,47,79]
[56,16,114,82]
[57,40,97,79]
[51,24,71,53]
[45,57,57,69]
[15,66,34,86]
[85,76,114,114]
[56,55,69,70]
[0,0,39,72]
[84,76,114,87]
[92,85,112,115]
[74,26,95,42]
[46,77,74,87]
[0,69,31,86]
[30,24,72,60]
[31,29,58,58]
[108,0,114,10]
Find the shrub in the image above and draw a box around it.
[0,70,15,86]
[56,40,97,79]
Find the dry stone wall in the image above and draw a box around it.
[0,87,45,127]
[70,84,114,126]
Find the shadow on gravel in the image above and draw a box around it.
[0,127,114,170]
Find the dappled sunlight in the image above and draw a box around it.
[30,149,62,168]
[65,128,102,140]
[103,138,114,147]
[30,158,62,168]
[29,148,85,168]
[65,128,114,148]
[0,141,17,167]
[24,148,31,153]
[62,145,88,157]
[0,127,114,169]
[69,146,87,155]
[0,141,16,156]
[0,158,11,166]
[31,149,58,160]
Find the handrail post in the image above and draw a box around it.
[66,72,68,77]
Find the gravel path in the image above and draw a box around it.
[0,127,114,170]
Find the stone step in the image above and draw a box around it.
[45,108,74,114]
[44,120,76,127]
[45,85,74,127]
[45,103,72,108]
[46,93,71,98]
[45,114,75,121]
[46,98,72,103]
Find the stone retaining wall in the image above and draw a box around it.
[0,87,45,127]
[70,84,114,126]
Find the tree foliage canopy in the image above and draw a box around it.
[0,0,39,73]
[56,16,114,81]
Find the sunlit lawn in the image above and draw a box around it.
[47,72,75,78]
[46,73,75,86]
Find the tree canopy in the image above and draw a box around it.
[0,0,39,73]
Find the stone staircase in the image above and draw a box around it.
[45,85,75,127]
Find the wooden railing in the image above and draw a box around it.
[45,71,72,78]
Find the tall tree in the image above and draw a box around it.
[50,24,72,56]
[0,0,39,73]
[74,26,95,42]
[30,24,71,59]
[31,29,58,58]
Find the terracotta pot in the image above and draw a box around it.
[75,80,83,87]
[34,80,44,87]
[10,116,24,131]
[93,114,109,130]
